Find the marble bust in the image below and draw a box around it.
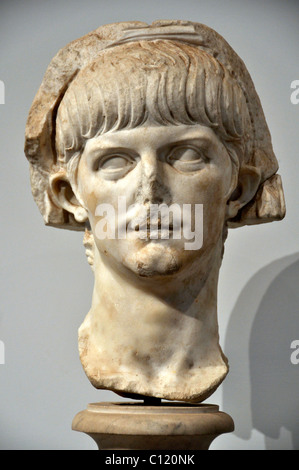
[24,20,285,403]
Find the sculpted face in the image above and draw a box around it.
[75,123,235,280]
[52,37,262,286]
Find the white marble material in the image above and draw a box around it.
[24,20,285,402]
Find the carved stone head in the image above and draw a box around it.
[25,21,285,402]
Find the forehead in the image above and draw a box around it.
[83,124,221,153]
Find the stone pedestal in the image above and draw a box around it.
[72,401,234,450]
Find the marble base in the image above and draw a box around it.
[72,401,234,450]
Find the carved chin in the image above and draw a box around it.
[124,243,183,278]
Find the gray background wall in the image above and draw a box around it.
[0,0,298,450]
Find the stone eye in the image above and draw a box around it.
[100,155,134,170]
[166,147,206,172]
[95,154,136,180]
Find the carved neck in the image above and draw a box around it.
[78,238,228,402]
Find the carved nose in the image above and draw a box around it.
[136,152,170,206]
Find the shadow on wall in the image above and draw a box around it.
[223,253,299,450]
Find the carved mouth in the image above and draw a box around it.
[134,218,174,232]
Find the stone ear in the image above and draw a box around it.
[228,173,286,228]
[49,170,88,224]
[226,165,261,220]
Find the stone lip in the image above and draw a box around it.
[72,401,235,450]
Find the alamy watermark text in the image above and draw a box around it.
[95,198,203,250]
[0,80,4,104]
[0,340,4,364]
[290,340,299,365]
[290,80,299,105]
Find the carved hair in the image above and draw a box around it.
[56,40,252,173]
